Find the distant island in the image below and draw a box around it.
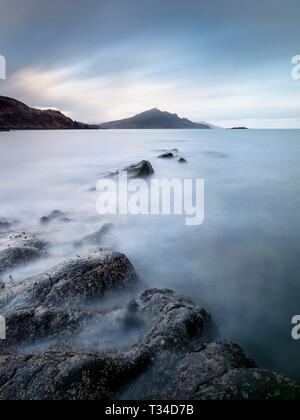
[231,127,249,130]
[0,96,97,130]
[100,108,211,129]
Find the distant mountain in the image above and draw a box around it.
[0,96,97,130]
[199,121,224,129]
[100,108,211,129]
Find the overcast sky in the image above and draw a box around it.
[0,0,299,127]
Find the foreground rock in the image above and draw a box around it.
[0,248,139,313]
[100,160,154,179]
[0,287,299,400]
[0,349,148,400]
[0,231,48,275]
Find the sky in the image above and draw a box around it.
[0,0,300,128]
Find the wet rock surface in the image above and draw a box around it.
[157,149,187,164]
[157,148,179,159]
[0,283,299,400]
[100,160,154,179]
[0,248,139,313]
[158,152,174,159]
[0,231,48,275]
[0,349,148,400]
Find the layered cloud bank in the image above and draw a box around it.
[0,0,300,128]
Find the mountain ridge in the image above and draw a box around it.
[0,96,97,130]
[101,108,211,129]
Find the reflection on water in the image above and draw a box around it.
[0,128,300,379]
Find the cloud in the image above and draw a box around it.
[1,0,300,127]
[2,58,300,128]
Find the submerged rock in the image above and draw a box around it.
[74,223,114,248]
[0,231,48,274]
[40,210,71,225]
[0,219,11,231]
[157,149,179,159]
[100,160,154,179]
[203,151,228,159]
[158,152,174,159]
[0,218,19,231]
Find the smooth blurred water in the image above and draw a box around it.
[0,128,300,379]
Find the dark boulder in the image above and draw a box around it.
[0,248,139,312]
[125,160,154,177]
[157,149,179,159]
[100,160,154,179]
[158,152,174,159]
[0,307,95,353]
[178,157,187,163]
[0,286,299,400]
[193,367,300,400]
[130,289,216,351]
[0,349,148,400]
[115,290,300,400]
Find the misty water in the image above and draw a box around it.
[0,128,300,380]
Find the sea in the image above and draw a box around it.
[1,128,300,380]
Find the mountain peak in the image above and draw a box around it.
[101,109,211,129]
